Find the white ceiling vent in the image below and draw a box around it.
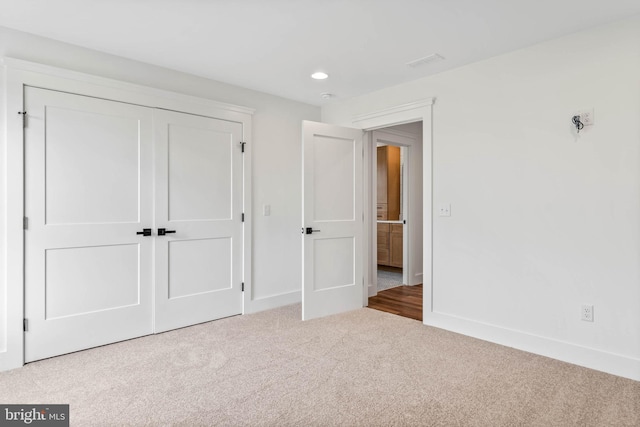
[406,53,444,68]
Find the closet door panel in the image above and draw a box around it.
[24,87,154,362]
[154,109,244,332]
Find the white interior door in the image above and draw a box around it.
[24,87,154,362]
[302,120,363,320]
[154,109,244,333]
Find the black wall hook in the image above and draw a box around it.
[572,115,584,133]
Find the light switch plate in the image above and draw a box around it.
[438,204,451,217]
[263,204,271,216]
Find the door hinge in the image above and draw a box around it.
[23,319,28,332]
[23,217,28,230]
[240,141,246,153]
[18,111,27,128]
[241,213,245,222]
[241,282,245,292]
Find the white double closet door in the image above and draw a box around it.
[24,87,244,362]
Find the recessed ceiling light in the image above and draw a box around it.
[320,93,334,99]
[311,72,329,80]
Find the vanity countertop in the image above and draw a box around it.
[377,220,403,224]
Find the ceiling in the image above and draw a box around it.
[1,0,639,106]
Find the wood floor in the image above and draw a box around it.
[368,284,423,321]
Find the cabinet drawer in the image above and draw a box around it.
[391,224,403,234]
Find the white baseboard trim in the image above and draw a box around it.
[368,283,376,297]
[413,272,423,286]
[424,311,640,381]
[245,290,301,314]
[0,351,23,372]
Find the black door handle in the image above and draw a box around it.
[305,227,321,235]
[136,228,152,236]
[158,228,176,236]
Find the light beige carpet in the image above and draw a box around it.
[0,304,638,426]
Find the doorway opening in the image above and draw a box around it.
[376,143,404,290]
[367,122,423,321]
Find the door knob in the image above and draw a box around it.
[305,227,321,234]
[158,228,176,236]
[136,228,152,236]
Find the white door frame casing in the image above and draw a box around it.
[351,99,434,318]
[0,58,254,372]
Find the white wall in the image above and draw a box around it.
[0,26,320,367]
[323,16,640,380]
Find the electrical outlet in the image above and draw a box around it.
[576,109,594,126]
[263,204,271,216]
[438,204,451,217]
[581,304,594,322]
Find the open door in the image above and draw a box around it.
[302,120,363,320]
